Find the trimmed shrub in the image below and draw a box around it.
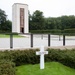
[63,29,75,34]
[30,29,75,35]
[0,60,15,75]
[0,50,13,61]
[0,49,40,66]
[30,29,61,34]
[46,49,75,68]
[0,48,75,69]
[11,49,40,66]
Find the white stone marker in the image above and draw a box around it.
[36,46,48,69]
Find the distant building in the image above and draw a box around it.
[12,3,29,33]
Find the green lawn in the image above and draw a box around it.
[0,34,24,38]
[16,62,75,75]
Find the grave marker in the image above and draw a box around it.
[36,46,48,69]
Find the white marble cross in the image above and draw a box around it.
[36,46,48,69]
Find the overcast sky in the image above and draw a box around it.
[0,0,75,20]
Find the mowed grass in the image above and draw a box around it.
[16,62,75,75]
[0,34,24,38]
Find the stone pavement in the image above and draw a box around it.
[0,35,75,50]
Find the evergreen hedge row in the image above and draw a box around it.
[64,29,75,33]
[46,49,75,68]
[0,60,15,75]
[30,29,75,35]
[30,29,61,34]
[0,48,75,75]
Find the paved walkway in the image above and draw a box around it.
[0,35,75,50]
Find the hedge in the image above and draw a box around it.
[63,29,75,33]
[11,49,40,66]
[0,60,15,75]
[46,49,75,68]
[12,49,75,68]
[0,48,75,75]
[30,29,75,35]
[30,29,62,34]
[0,49,40,66]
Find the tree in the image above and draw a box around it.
[0,9,7,30]
[29,10,75,31]
[60,15,75,30]
[30,10,45,30]
[0,9,12,32]
[4,20,12,31]
[45,17,54,29]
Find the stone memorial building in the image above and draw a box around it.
[12,3,29,33]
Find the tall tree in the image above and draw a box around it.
[0,9,7,31]
[4,20,12,31]
[30,10,45,30]
[0,9,12,32]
